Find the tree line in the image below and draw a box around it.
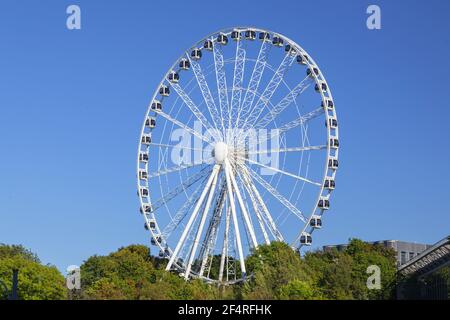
[0,239,398,300]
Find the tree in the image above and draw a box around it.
[303,239,397,300]
[240,242,321,299]
[0,244,66,300]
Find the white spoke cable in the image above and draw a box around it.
[247,145,326,155]
[170,82,221,142]
[188,54,225,139]
[154,109,213,144]
[246,166,308,223]
[148,158,213,178]
[239,53,296,133]
[237,155,321,187]
[254,76,313,130]
[150,166,212,211]
[213,41,230,140]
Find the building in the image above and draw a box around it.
[323,240,432,268]
[397,236,450,300]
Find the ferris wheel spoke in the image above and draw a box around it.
[150,166,212,212]
[213,42,231,139]
[218,204,232,282]
[276,107,324,136]
[166,164,221,272]
[170,83,221,142]
[240,53,296,133]
[239,165,284,242]
[246,166,308,223]
[227,160,258,249]
[199,179,227,277]
[237,156,321,187]
[247,145,327,155]
[148,159,212,178]
[237,170,270,244]
[154,109,213,144]
[237,40,269,128]
[189,54,225,139]
[149,142,204,153]
[161,179,209,240]
[230,39,246,139]
[256,106,325,146]
[224,161,246,276]
[254,76,313,130]
[184,165,220,279]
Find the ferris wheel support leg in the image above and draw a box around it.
[184,168,219,279]
[218,204,231,283]
[226,160,258,249]
[224,161,246,277]
[165,164,221,272]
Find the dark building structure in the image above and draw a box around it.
[397,236,450,300]
[323,236,450,300]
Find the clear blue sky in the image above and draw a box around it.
[1,0,449,272]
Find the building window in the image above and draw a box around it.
[401,251,407,265]
[409,252,415,260]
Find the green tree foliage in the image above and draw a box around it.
[303,239,397,299]
[1,239,398,300]
[0,244,66,300]
[79,244,225,300]
[241,242,322,299]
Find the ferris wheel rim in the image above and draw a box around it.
[136,26,339,282]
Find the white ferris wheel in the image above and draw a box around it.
[137,27,339,283]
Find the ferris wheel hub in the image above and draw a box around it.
[213,142,228,163]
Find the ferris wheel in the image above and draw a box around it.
[137,27,339,283]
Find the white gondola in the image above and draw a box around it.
[139,169,148,181]
[326,118,338,129]
[315,81,328,93]
[284,44,296,55]
[307,67,319,77]
[310,215,322,229]
[328,156,338,169]
[203,39,213,51]
[217,33,228,45]
[244,29,256,40]
[151,235,162,245]
[148,219,156,230]
[141,133,151,145]
[322,98,334,110]
[168,71,180,83]
[151,100,162,111]
[140,204,152,214]
[324,178,335,190]
[231,29,241,41]
[300,232,312,245]
[259,31,270,41]
[297,53,309,64]
[179,58,190,70]
[330,137,339,149]
[272,36,283,47]
[159,85,170,96]
[190,48,202,60]
[139,152,149,163]
[318,197,330,210]
[140,187,149,198]
[145,116,156,128]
